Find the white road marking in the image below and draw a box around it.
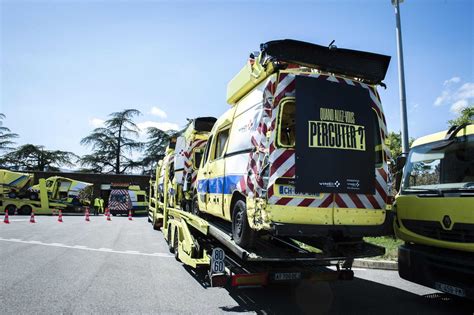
[0,237,174,258]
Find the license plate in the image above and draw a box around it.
[273,272,302,281]
[435,282,466,297]
[278,185,320,198]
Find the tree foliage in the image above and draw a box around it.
[0,144,77,171]
[448,105,474,127]
[140,127,176,175]
[0,113,18,153]
[387,131,414,159]
[80,109,143,174]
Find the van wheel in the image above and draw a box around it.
[232,200,256,248]
[19,205,32,215]
[29,192,39,200]
[8,192,17,199]
[5,204,16,215]
[192,195,200,217]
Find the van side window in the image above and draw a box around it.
[214,128,230,159]
[137,194,145,202]
[213,129,230,160]
[278,100,296,147]
[201,135,213,166]
[193,150,203,170]
[373,111,383,168]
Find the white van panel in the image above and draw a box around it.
[227,101,264,154]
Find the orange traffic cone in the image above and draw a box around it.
[128,210,133,221]
[4,209,10,224]
[30,211,36,223]
[107,211,111,221]
[58,210,63,223]
[85,207,90,222]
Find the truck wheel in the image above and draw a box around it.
[173,229,180,262]
[8,192,17,199]
[192,195,200,216]
[19,205,32,215]
[5,204,16,215]
[232,200,256,248]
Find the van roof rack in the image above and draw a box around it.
[261,39,391,85]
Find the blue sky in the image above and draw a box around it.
[1,0,473,158]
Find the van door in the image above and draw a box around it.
[333,109,388,226]
[206,127,230,218]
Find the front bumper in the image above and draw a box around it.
[398,244,474,300]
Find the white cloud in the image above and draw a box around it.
[450,99,469,114]
[443,76,461,86]
[137,121,179,133]
[149,106,167,119]
[89,118,105,128]
[433,78,474,113]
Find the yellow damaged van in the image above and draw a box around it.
[394,123,474,300]
[195,39,393,247]
[171,117,216,212]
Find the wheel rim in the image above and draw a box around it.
[234,208,243,238]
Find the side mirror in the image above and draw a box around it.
[394,154,408,192]
[396,154,407,171]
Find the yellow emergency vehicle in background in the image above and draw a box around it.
[0,169,36,200]
[194,39,394,248]
[30,176,92,207]
[394,123,474,300]
[169,117,216,211]
[149,138,176,228]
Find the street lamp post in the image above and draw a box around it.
[392,0,409,154]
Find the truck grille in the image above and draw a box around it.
[402,219,474,243]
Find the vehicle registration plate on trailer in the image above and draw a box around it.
[273,272,302,281]
[435,282,465,297]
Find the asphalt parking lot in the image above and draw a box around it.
[1,215,473,314]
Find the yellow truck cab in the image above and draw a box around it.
[171,117,216,212]
[195,39,393,247]
[394,123,474,300]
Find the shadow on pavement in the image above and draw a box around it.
[183,266,474,315]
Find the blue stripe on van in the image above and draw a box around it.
[197,175,243,194]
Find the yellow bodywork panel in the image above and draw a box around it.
[334,208,386,225]
[226,59,275,105]
[266,204,333,225]
[395,195,474,252]
[411,124,474,147]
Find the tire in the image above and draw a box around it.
[168,227,174,253]
[232,199,256,248]
[191,195,200,216]
[19,205,32,216]
[173,228,180,261]
[5,204,16,215]
[153,214,160,230]
[8,192,17,199]
[29,192,39,200]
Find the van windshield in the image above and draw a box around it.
[110,194,127,203]
[402,134,474,194]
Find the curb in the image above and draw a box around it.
[353,259,398,270]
